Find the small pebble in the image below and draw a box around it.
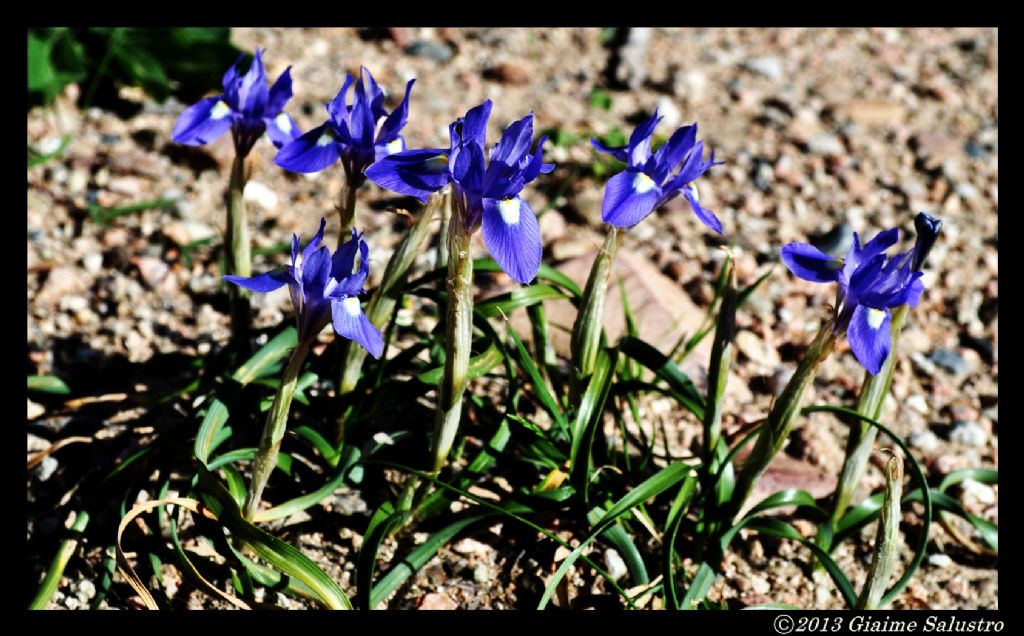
[162,221,216,246]
[28,399,45,421]
[243,181,279,211]
[453,537,492,557]
[82,252,104,274]
[418,592,458,610]
[910,352,938,377]
[806,134,845,156]
[473,563,493,584]
[405,40,453,63]
[750,574,771,595]
[613,27,652,90]
[59,295,88,313]
[949,421,987,447]
[38,137,64,154]
[906,394,930,415]
[955,182,979,201]
[34,456,58,481]
[485,62,532,85]
[27,433,50,453]
[908,429,940,452]
[745,56,783,80]
[604,548,628,582]
[74,579,97,602]
[964,141,987,158]
[672,68,707,100]
[960,478,996,506]
[135,256,169,287]
[371,432,396,446]
[928,553,953,568]
[735,330,781,368]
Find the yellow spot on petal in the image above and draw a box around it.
[426,154,449,172]
[210,100,231,120]
[498,198,520,225]
[385,139,403,155]
[633,171,656,194]
[867,308,886,329]
[275,113,292,134]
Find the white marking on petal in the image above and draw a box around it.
[498,198,521,225]
[210,101,231,120]
[867,308,886,329]
[632,171,657,194]
[275,113,292,134]
[689,184,701,203]
[385,139,403,155]
[343,296,361,317]
[316,131,335,147]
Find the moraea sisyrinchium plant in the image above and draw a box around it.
[224,218,383,358]
[366,99,553,284]
[275,66,414,184]
[781,228,925,374]
[172,49,301,157]
[593,110,723,232]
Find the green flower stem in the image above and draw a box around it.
[831,304,910,526]
[226,153,252,345]
[431,192,474,475]
[244,336,314,521]
[337,179,358,246]
[857,454,904,609]
[335,192,444,442]
[570,226,620,403]
[704,259,737,475]
[729,319,839,519]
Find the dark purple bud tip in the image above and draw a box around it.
[911,212,942,272]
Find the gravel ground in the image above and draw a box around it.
[27,27,997,609]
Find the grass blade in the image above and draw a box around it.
[663,473,699,609]
[370,513,489,608]
[509,328,567,433]
[476,285,568,318]
[539,462,693,609]
[569,347,617,497]
[619,336,705,420]
[27,374,71,395]
[358,502,405,609]
[29,510,89,609]
[417,338,503,385]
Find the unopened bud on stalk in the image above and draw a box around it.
[857,453,904,610]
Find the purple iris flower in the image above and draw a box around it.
[224,218,384,358]
[364,100,554,284]
[274,67,415,185]
[781,227,926,375]
[171,49,301,156]
[593,110,723,233]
